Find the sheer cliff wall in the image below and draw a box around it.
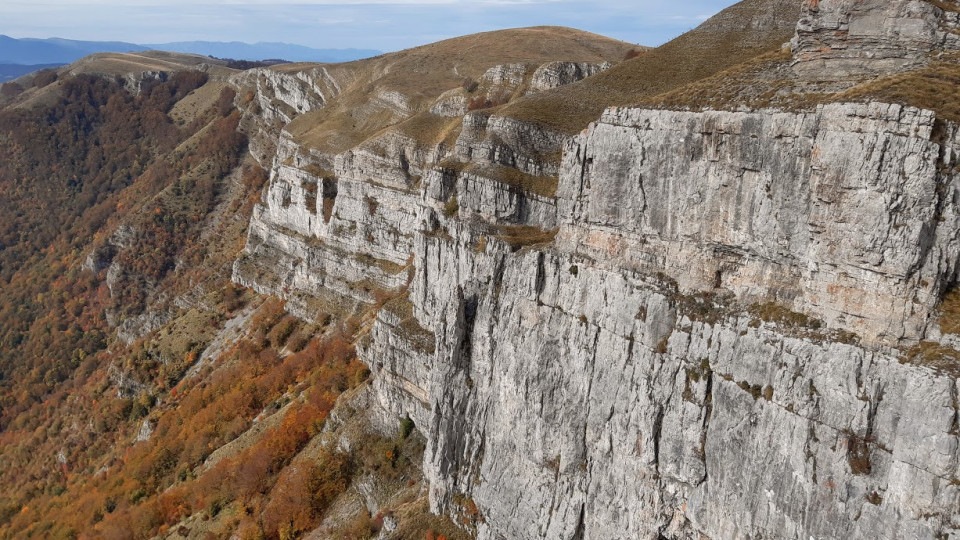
[232,2,960,538]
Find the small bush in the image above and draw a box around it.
[846,433,872,475]
[400,415,415,439]
[221,285,247,312]
[303,182,318,215]
[267,315,299,348]
[215,87,237,117]
[443,196,459,218]
[461,78,478,93]
[466,91,509,111]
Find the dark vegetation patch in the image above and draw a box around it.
[0,71,237,422]
[216,58,291,70]
[491,225,558,251]
[845,431,874,476]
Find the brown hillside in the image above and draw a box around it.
[498,0,801,133]
[63,50,232,78]
[283,26,640,154]
[3,51,236,111]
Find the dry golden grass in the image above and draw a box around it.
[466,163,559,198]
[749,301,823,330]
[283,26,636,153]
[492,225,558,250]
[395,112,463,146]
[498,0,801,133]
[904,341,960,378]
[169,81,230,125]
[927,0,960,13]
[832,61,960,124]
[637,49,823,111]
[66,51,231,78]
[939,287,960,335]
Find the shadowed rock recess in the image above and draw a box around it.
[232,1,960,538]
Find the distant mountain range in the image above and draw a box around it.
[0,63,62,82]
[0,35,381,81]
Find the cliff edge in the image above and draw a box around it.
[232,1,960,538]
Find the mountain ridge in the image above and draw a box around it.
[3,2,960,538]
[0,34,382,66]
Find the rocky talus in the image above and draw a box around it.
[233,2,960,538]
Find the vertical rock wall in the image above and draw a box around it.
[232,3,960,537]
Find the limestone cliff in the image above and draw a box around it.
[791,0,960,78]
[233,2,960,539]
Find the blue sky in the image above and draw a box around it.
[1,1,740,51]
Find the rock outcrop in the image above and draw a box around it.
[233,3,960,539]
[530,61,612,92]
[792,0,960,78]
[560,103,960,345]
[355,102,960,540]
[230,66,348,164]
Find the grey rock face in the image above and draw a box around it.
[136,419,155,442]
[530,61,612,92]
[232,129,420,319]
[403,247,960,540]
[455,112,566,177]
[122,70,169,94]
[791,0,960,78]
[231,66,345,165]
[232,8,960,537]
[558,102,960,345]
[242,99,960,540]
[83,225,135,273]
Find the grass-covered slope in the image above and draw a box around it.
[497,0,801,133]
[281,26,639,154]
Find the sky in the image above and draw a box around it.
[0,0,740,52]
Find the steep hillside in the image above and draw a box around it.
[0,28,636,540]
[229,26,637,165]
[0,53,433,540]
[498,0,801,133]
[6,0,960,538]
[231,0,960,539]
